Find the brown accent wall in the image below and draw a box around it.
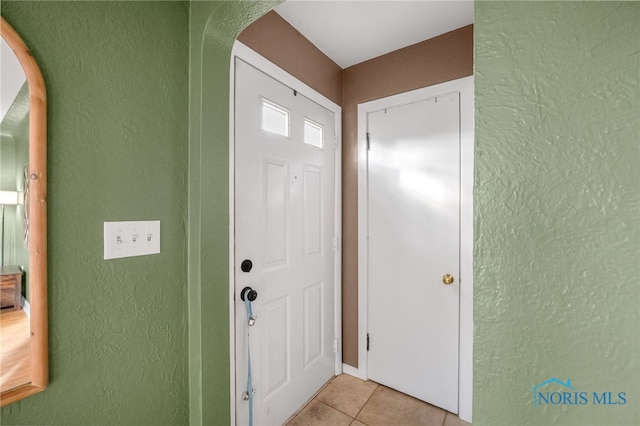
[238,15,473,368]
[237,11,343,105]
[341,25,474,367]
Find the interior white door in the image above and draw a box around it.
[367,93,460,413]
[234,58,336,426]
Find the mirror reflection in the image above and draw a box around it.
[0,35,31,394]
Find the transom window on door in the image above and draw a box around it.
[261,98,290,137]
[303,118,323,149]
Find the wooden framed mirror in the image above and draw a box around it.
[0,16,48,406]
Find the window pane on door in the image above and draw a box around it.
[304,118,323,149]
[262,99,290,137]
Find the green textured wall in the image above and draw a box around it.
[0,134,18,268]
[474,2,639,425]
[0,83,29,274]
[0,133,18,267]
[187,2,278,424]
[13,109,29,280]
[0,2,189,424]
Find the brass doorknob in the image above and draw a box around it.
[442,274,454,285]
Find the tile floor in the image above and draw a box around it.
[285,374,471,426]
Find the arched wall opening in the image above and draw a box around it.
[188,2,474,423]
[201,4,474,424]
[187,3,278,424]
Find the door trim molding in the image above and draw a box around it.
[229,41,343,425]
[357,76,474,422]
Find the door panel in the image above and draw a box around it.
[303,166,322,258]
[235,58,336,426]
[264,159,289,268]
[263,296,289,398]
[367,93,461,413]
[303,281,323,367]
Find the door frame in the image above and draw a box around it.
[357,76,474,423]
[229,41,343,425]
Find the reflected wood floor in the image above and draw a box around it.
[285,374,471,426]
[0,308,30,392]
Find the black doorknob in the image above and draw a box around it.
[241,259,253,273]
[240,286,258,302]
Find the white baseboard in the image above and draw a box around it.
[21,296,30,318]
[342,363,359,378]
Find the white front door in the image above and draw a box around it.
[234,58,337,426]
[367,92,461,413]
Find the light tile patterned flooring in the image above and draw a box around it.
[285,374,471,426]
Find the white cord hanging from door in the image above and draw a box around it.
[241,287,258,426]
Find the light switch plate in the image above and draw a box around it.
[104,220,160,260]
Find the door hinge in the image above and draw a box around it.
[366,133,370,151]
[334,133,338,149]
[333,236,339,252]
[366,333,370,352]
[333,338,338,354]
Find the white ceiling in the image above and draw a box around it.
[1,38,26,122]
[275,0,474,69]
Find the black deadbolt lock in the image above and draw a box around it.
[241,259,253,273]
